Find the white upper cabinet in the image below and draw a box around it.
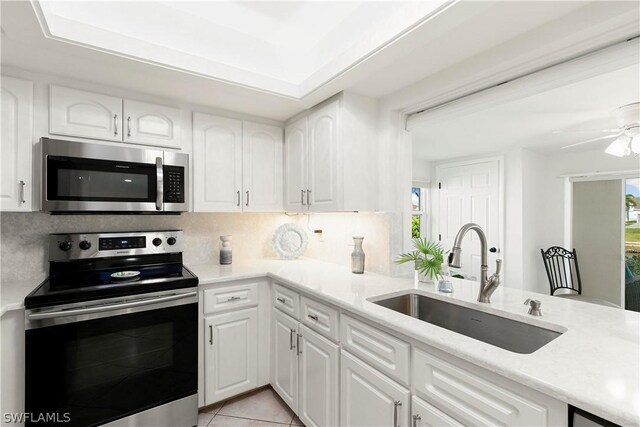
[307,101,339,212]
[284,117,307,212]
[283,92,377,213]
[50,85,122,142]
[1,76,33,211]
[49,85,183,149]
[242,121,283,212]
[193,112,284,212]
[123,99,182,148]
[193,112,243,212]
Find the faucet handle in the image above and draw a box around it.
[494,259,502,275]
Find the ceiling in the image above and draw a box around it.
[1,1,637,121]
[410,63,640,161]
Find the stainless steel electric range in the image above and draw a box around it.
[24,231,198,427]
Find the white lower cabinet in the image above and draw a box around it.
[411,346,567,426]
[271,307,339,427]
[411,396,461,427]
[204,307,258,405]
[341,350,410,427]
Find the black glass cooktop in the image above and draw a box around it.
[25,254,198,309]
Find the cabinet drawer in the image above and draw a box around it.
[273,283,300,319]
[412,346,567,426]
[203,282,258,314]
[412,396,461,427]
[340,314,410,385]
[300,296,339,341]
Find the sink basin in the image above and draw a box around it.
[370,292,562,354]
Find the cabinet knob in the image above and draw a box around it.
[412,414,421,427]
[18,180,25,204]
[114,114,118,136]
[393,401,402,427]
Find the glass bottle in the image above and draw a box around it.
[351,236,365,274]
[219,235,232,265]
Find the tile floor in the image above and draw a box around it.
[198,387,304,427]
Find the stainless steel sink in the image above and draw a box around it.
[370,292,563,354]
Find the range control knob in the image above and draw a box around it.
[79,240,92,250]
[167,237,177,246]
[58,241,72,251]
[152,238,162,247]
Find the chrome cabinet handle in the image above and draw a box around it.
[307,313,318,321]
[246,190,249,207]
[209,325,213,345]
[114,114,118,136]
[289,328,295,350]
[412,414,421,427]
[296,333,302,355]
[127,116,131,137]
[236,190,241,207]
[301,189,306,205]
[307,189,311,206]
[227,296,241,302]
[393,401,402,427]
[276,297,285,304]
[155,157,163,210]
[19,180,25,204]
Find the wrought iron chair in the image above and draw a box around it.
[540,246,582,296]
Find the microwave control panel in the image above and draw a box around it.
[164,165,185,203]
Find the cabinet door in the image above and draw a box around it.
[283,117,307,212]
[298,325,339,427]
[1,76,33,211]
[123,99,182,149]
[271,309,299,412]
[49,85,122,142]
[412,396,461,427]
[341,350,410,427]
[242,121,283,212]
[307,100,340,212]
[193,112,243,212]
[204,308,258,405]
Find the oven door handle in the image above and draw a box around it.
[156,156,164,210]
[27,291,197,320]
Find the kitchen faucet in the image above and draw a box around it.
[448,223,502,303]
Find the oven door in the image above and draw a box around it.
[43,138,164,212]
[25,289,198,427]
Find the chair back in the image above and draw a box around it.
[540,246,582,295]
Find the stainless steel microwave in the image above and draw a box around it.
[42,138,188,213]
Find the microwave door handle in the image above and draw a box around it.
[156,157,163,210]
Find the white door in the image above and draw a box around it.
[307,100,340,212]
[298,324,339,427]
[49,85,122,142]
[271,309,299,412]
[204,308,258,405]
[436,159,501,280]
[284,117,307,212]
[1,76,33,211]
[340,350,410,427]
[193,112,243,212]
[242,121,283,212]
[123,99,182,149]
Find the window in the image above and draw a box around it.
[625,177,640,312]
[411,186,428,238]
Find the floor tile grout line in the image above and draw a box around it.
[212,413,292,425]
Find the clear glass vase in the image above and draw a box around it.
[351,236,365,274]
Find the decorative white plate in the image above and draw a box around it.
[110,271,141,280]
[272,223,308,260]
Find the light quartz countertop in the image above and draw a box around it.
[2,259,638,424]
[190,259,640,426]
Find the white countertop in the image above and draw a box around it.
[2,259,638,424]
[190,259,640,426]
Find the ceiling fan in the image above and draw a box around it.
[560,102,640,157]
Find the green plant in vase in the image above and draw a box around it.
[396,238,446,282]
